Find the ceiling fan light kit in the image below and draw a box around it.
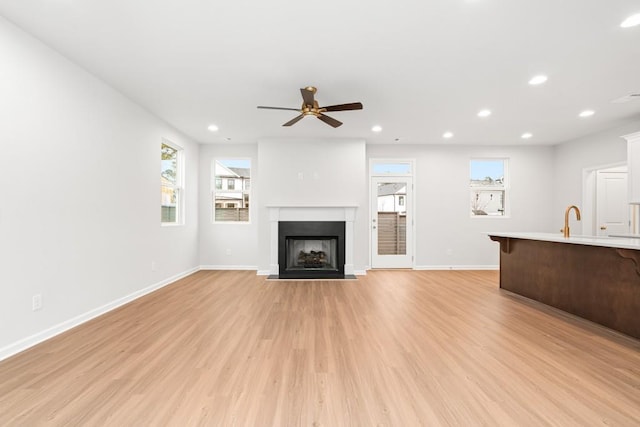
[258,86,363,128]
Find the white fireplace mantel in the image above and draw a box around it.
[267,205,357,276]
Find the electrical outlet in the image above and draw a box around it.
[32,294,42,311]
[446,249,453,256]
[151,261,157,271]
[226,249,232,256]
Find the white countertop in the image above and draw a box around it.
[487,232,640,250]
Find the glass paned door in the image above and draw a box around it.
[371,176,413,268]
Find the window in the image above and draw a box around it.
[470,159,508,217]
[372,161,412,175]
[161,141,184,224]
[213,159,250,222]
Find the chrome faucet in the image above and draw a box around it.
[563,205,581,237]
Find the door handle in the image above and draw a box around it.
[600,225,607,230]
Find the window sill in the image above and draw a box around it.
[212,221,252,225]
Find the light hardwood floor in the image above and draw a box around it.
[1,270,639,426]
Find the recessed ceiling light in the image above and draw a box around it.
[443,131,454,139]
[372,125,382,132]
[521,132,533,139]
[528,75,548,85]
[477,109,492,118]
[579,110,595,118]
[621,13,640,28]
[207,124,219,132]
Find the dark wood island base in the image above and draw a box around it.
[490,234,640,340]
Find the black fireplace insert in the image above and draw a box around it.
[278,221,345,279]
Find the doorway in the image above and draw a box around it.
[370,175,414,268]
[583,163,630,236]
[596,167,629,236]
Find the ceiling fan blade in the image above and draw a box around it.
[283,114,305,127]
[321,102,363,112]
[300,87,315,106]
[257,106,301,111]
[318,114,342,128]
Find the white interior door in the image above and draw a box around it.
[371,176,413,268]
[596,170,629,236]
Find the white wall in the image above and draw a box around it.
[367,144,556,268]
[553,120,640,235]
[200,140,557,271]
[257,139,368,272]
[197,126,640,271]
[198,144,259,268]
[0,17,199,359]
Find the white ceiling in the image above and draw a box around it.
[1,0,639,145]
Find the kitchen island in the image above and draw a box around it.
[489,232,640,340]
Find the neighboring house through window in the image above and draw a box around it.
[161,140,184,224]
[470,159,508,216]
[377,182,407,213]
[213,159,250,222]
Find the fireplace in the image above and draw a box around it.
[278,221,345,279]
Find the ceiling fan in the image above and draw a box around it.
[257,86,363,128]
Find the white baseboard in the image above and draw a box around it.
[260,265,496,276]
[414,265,499,271]
[257,269,368,276]
[0,266,199,363]
[199,265,258,271]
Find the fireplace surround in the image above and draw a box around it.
[267,205,357,279]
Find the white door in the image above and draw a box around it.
[596,170,630,236]
[371,176,413,268]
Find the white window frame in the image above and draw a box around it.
[212,158,251,224]
[161,139,185,226]
[470,158,509,218]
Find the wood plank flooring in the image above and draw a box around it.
[0,270,639,426]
